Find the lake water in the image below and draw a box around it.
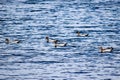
[0,0,120,80]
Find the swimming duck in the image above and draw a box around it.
[54,40,67,48]
[76,31,88,37]
[5,38,20,44]
[45,36,58,43]
[99,47,113,53]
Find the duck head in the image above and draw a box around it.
[76,31,80,36]
[76,31,80,34]
[45,36,49,42]
[5,38,10,44]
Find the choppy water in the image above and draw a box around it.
[0,0,120,80]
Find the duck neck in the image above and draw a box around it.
[47,39,49,43]
[46,38,49,42]
[99,47,103,53]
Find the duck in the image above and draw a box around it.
[76,31,88,37]
[54,40,67,48]
[5,38,20,44]
[99,47,113,53]
[45,36,58,43]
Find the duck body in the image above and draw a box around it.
[55,43,67,47]
[45,36,58,43]
[54,40,67,47]
[5,38,20,44]
[76,31,88,37]
[12,40,20,43]
[77,34,88,37]
[99,47,113,53]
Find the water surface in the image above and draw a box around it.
[0,0,120,80]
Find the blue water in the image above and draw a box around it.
[0,0,120,80]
